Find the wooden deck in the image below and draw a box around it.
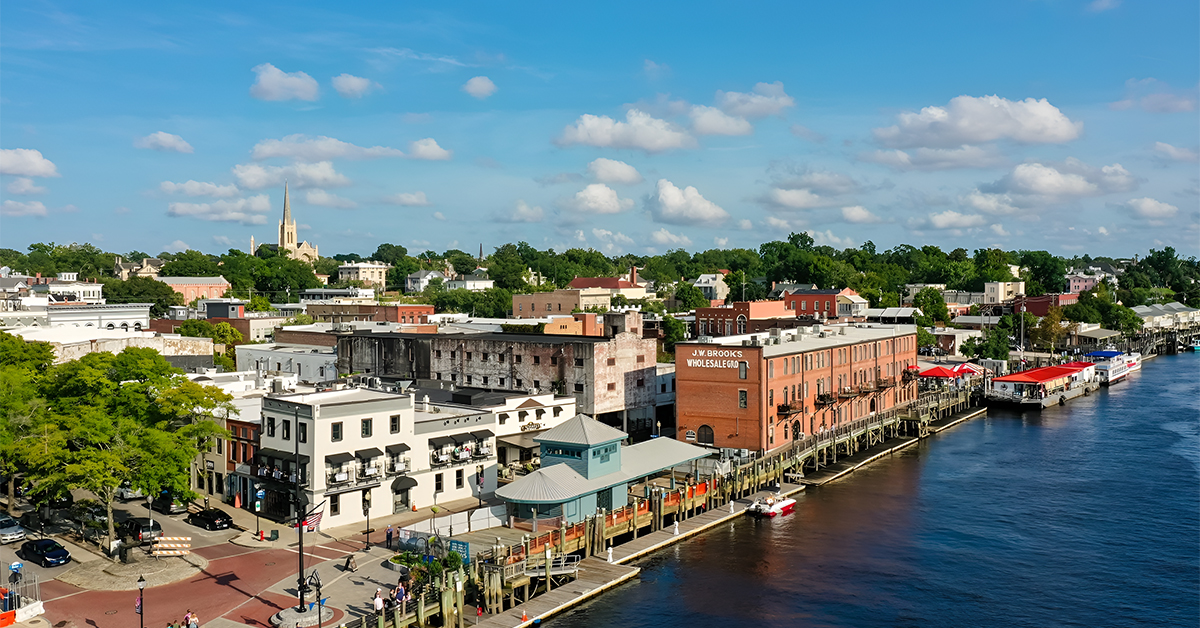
[473,558,640,628]
[798,437,920,485]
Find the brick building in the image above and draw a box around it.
[674,324,919,454]
[157,276,232,302]
[335,311,659,436]
[512,288,611,318]
[783,288,858,318]
[694,301,802,337]
[306,303,434,324]
[1013,293,1079,318]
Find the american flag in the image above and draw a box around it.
[296,501,326,529]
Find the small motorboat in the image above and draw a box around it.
[747,493,796,518]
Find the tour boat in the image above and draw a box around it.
[747,494,796,518]
[1085,349,1130,385]
[1125,352,1142,373]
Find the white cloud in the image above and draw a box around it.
[737,219,753,230]
[0,149,60,177]
[497,200,544,223]
[1,200,48,217]
[408,138,453,160]
[252,134,404,161]
[874,95,1082,148]
[590,229,634,252]
[650,228,693,247]
[766,188,826,210]
[305,189,356,209]
[1154,142,1198,162]
[647,179,729,226]
[1125,197,1178,218]
[163,240,191,253]
[989,223,1010,236]
[462,76,497,99]
[861,145,1004,170]
[384,191,431,206]
[331,74,377,98]
[558,109,695,153]
[560,184,634,214]
[716,81,795,118]
[988,159,1138,198]
[841,206,882,223]
[433,211,446,221]
[249,63,319,101]
[643,60,669,80]
[587,158,642,184]
[232,161,350,189]
[765,216,794,231]
[6,178,45,195]
[1087,0,1120,11]
[807,229,854,249]
[689,105,752,136]
[714,237,728,247]
[779,170,857,195]
[134,131,194,153]
[159,180,240,198]
[167,195,272,225]
[1112,79,1197,113]
[212,235,235,246]
[1097,226,1109,236]
[926,210,987,229]
[960,190,1021,215]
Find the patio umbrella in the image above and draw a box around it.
[919,366,958,378]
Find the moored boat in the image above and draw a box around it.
[1086,349,1130,385]
[747,493,796,517]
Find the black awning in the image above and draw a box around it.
[391,476,418,490]
[385,443,411,454]
[449,433,475,444]
[429,436,456,448]
[325,453,355,465]
[356,447,383,459]
[470,429,495,440]
[259,449,310,463]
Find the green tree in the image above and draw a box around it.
[211,322,244,346]
[103,277,185,316]
[159,250,220,277]
[916,326,936,348]
[246,295,273,312]
[912,287,950,325]
[371,243,409,266]
[721,270,766,302]
[178,320,216,338]
[661,315,685,350]
[672,282,710,311]
[488,244,531,292]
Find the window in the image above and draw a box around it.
[737,316,747,334]
[499,413,508,425]
[298,422,307,444]
[546,303,552,311]
[267,416,276,437]
[550,356,559,366]
[456,469,464,489]
[607,382,616,391]
[450,351,456,360]
[466,352,472,361]
[282,420,291,440]
[482,353,489,362]
[636,378,645,388]
[769,389,774,406]
[533,380,541,389]
[636,355,645,363]
[533,356,541,365]
[499,377,505,387]
[435,473,444,493]
[390,415,400,434]
[738,361,748,379]
[801,300,807,311]
[697,425,715,445]
[482,376,489,385]
[331,422,343,442]
[769,361,774,378]
[217,439,223,454]
[436,372,442,380]
[466,375,473,384]
[330,493,340,516]
[661,382,668,393]
[738,390,748,408]
[515,355,522,363]
[436,350,442,358]
[361,418,373,438]
[607,358,616,366]
[575,383,585,392]
[515,379,523,388]
[574,358,584,367]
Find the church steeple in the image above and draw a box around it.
[282,180,292,226]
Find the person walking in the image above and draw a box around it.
[385,524,394,550]
[182,611,193,627]
[188,613,199,628]
[373,589,385,618]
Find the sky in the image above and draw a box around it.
[1,0,1197,259]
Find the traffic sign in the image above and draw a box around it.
[9,562,22,572]
[256,490,265,499]
[255,500,262,512]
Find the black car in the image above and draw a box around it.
[151,493,186,515]
[186,508,232,531]
[118,518,163,544]
[21,538,71,567]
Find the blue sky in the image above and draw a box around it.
[1,0,1197,258]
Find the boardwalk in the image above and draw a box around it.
[473,558,639,628]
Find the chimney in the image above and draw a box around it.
[630,265,639,286]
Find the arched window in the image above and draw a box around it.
[106,323,115,330]
[133,323,142,330]
[697,424,715,446]
[792,420,802,440]
[736,315,746,334]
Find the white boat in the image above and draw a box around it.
[1125,352,1142,373]
[747,493,796,518]
[1086,349,1130,385]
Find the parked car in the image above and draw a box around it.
[151,493,186,515]
[118,518,163,544]
[21,539,71,567]
[69,500,109,526]
[186,508,232,531]
[0,514,26,544]
[115,481,144,501]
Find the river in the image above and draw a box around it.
[550,353,1199,627]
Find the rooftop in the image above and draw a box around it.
[568,277,636,289]
[156,276,231,285]
[535,414,626,446]
[682,323,917,357]
[240,342,336,355]
[272,387,404,407]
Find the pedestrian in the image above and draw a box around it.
[188,613,199,628]
[386,524,394,550]
[394,582,405,606]
[182,611,193,627]
[373,589,385,616]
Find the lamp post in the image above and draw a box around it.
[137,575,146,628]
[307,570,323,628]
[362,490,372,550]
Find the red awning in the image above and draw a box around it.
[919,366,958,378]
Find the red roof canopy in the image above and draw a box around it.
[919,366,959,378]
[992,363,1091,384]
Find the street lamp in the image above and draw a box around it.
[306,570,323,628]
[362,490,372,550]
[137,575,146,628]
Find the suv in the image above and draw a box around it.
[118,518,163,544]
[115,481,144,501]
[151,493,186,515]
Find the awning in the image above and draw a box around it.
[385,443,411,454]
[356,447,383,459]
[470,429,495,440]
[449,433,475,444]
[499,431,543,449]
[391,476,418,490]
[919,366,958,378]
[429,436,456,448]
[259,448,310,463]
[325,453,355,465]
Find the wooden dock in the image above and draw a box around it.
[474,558,640,628]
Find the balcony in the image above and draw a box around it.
[326,470,352,486]
[357,465,382,480]
[815,392,836,407]
[838,386,858,399]
[776,403,803,417]
[877,376,896,388]
[473,446,493,459]
[431,452,452,467]
[386,458,411,476]
[859,381,877,393]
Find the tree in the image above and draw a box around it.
[488,244,530,292]
[103,277,185,316]
[1031,306,1071,350]
[722,270,766,302]
[283,314,315,326]
[672,282,710,311]
[912,287,950,326]
[178,320,216,339]
[159,250,220,277]
[916,326,936,348]
[661,315,685,350]
[246,295,273,312]
[211,322,244,346]
[371,243,408,266]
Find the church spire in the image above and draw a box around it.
[282,180,292,225]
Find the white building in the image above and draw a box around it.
[338,262,390,287]
[984,281,1025,304]
[446,272,494,292]
[406,270,446,294]
[691,274,729,302]
[255,388,498,530]
[237,343,339,384]
[29,276,105,304]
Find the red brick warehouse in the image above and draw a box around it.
[674,324,919,454]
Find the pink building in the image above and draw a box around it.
[157,276,232,302]
[1066,275,1100,294]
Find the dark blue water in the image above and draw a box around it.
[552,354,1200,628]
